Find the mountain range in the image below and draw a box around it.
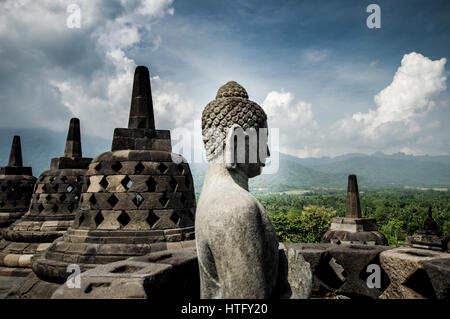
[1,128,450,194]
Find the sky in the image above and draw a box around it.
[0,0,449,159]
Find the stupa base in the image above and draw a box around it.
[0,211,27,229]
[33,230,196,284]
[0,266,32,277]
[405,234,449,252]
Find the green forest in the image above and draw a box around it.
[258,189,450,246]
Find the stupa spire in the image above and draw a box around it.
[64,118,82,158]
[8,136,23,167]
[128,66,155,130]
[346,174,362,218]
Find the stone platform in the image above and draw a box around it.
[4,243,450,299]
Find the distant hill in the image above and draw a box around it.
[1,127,449,193]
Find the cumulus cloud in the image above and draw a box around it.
[0,0,183,138]
[261,52,448,157]
[262,89,323,157]
[330,52,447,154]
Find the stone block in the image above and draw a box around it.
[379,247,450,299]
[423,258,450,300]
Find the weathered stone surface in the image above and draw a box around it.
[0,119,91,275]
[0,136,36,229]
[35,66,196,284]
[277,244,312,299]
[379,247,450,299]
[5,272,60,299]
[323,175,387,245]
[423,258,450,300]
[51,247,199,299]
[406,207,449,251]
[197,81,279,299]
[327,244,392,298]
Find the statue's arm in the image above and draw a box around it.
[211,205,277,299]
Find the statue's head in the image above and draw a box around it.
[202,81,269,178]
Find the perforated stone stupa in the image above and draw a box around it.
[406,207,449,251]
[33,66,196,284]
[0,118,91,276]
[323,175,387,245]
[0,136,36,231]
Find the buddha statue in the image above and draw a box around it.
[196,81,280,298]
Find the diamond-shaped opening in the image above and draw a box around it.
[180,193,187,205]
[403,268,436,299]
[111,162,123,172]
[169,178,178,192]
[144,177,157,192]
[187,209,194,221]
[121,176,132,191]
[66,185,74,193]
[59,193,67,202]
[75,175,82,183]
[107,194,119,208]
[159,193,169,208]
[132,193,145,208]
[94,163,102,171]
[170,212,180,225]
[185,177,191,188]
[42,184,47,192]
[49,177,55,183]
[39,176,45,182]
[45,194,51,201]
[38,204,45,213]
[135,162,145,174]
[53,184,59,192]
[78,212,85,227]
[157,163,168,174]
[67,203,75,213]
[61,176,68,183]
[177,164,185,175]
[94,212,104,227]
[89,194,97,205]
[358,256,390,291]
[117,211,131,227]
[52,204,59,213]
[146,211,160,227]
[316,257,347,290]
[99,176,109,189]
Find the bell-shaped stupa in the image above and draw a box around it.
[0,118,92,276]
[406,207,449,251]
[322,175,387,245]
[33,66,196,284]
[0,136,36,231]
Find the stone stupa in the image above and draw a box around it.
[323,174,387,245]
[0,118,92,276]
[406,207,449,251]
[33,66,196,284]
[0,136,36,231]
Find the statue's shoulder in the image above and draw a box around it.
[197,183,262,217]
